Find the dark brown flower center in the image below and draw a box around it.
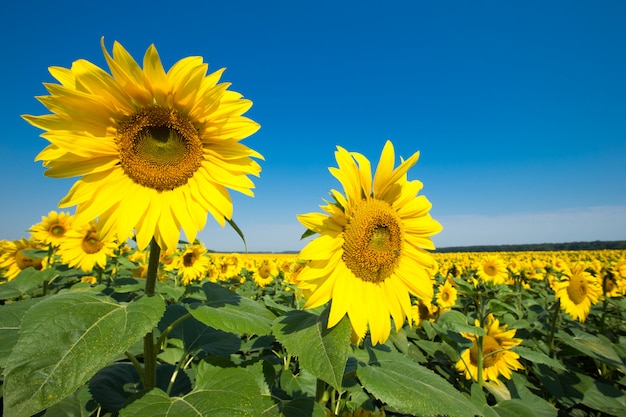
[342,199,403,283]
[116,106,203,191]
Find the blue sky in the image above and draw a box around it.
[1,0,625,252]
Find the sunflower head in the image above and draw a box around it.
[25,38,262,252]
[30,210,74,247]
[554,263,601,322]
[476,254,508,285]
[297,141,442,345]
[456,313,523,385]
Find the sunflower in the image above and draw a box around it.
[25,38,262,252]
[476,254,508,285]
[410,299,436,327]
[57,221,118,272]
[29,210,74,247]
[171,243,210,285]
[296,141,442,345]
[456,313,523,385]
[435,279,457,309]
[252,259,277,287]
[0,238,46,280]
[554,263,601,322]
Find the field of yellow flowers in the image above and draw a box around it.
[1,219,624,416]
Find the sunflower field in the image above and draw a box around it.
[2,39,625,416]
[1,228,625,416]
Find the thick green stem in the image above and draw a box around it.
[315,378,327,405]
[547,298,560,358]
[143,238,161,390]
[476,335,484,387]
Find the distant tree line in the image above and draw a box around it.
[435,240,626,253]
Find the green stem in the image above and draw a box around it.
[125,351,145,386]
[155,313,192,350]
[476,335,484,387]
[143,238,161,390]
[600,272,611,334]
[315,378,327,405]
[547,298,561,358]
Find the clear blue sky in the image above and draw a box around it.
[1,0,625,252]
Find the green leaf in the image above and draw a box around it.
[272,307,351,391]
[512,346,566,371]
[470,383,500,417]
[0,267,57,299]
[280,397,326,417]
[279,368,318,398]
[0,297,43,367]
[355,345,483,417]
[3,293,165,417]
[89,363,191,412]
[435,310,486,336]
[121,363,278,417]
[111,277,145,293]
[492,373,557,417]
[42,386,96,417]
[188,282,275,335]
[158,304,241,356]
[558,328,626,373]
[582,379,626,416]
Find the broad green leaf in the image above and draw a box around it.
[0,267,56,300]
[470,383,500,417]
[582,378,626,416]
[488,299,524,320]
[512,346,566,371]
[356,345,482,417]
[188,282,275,335]
[42,386,95,417]
[0,297,43,367]
[3,293,165,417]
[159,304,241,356]
[558,328,626,372]
[89,363,192,412]
[280,397,326,417]
[279,368,318,398]
[435,310,486,336]
[492,373,557,417]
[111,277,145,293]
[272,307,351,391]
[121,364,278,417]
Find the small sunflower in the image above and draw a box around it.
[554,263,601,322]
[0,238,46,280]
[252,260,277,287]
[410,299,436,327]
[476,254,508,285]
[25,38,262,252]
[57,221,118,272]
[456,314,523,385]
[172,243,210,285]
[297,141,442,345]
[435,279,457,309]
[29,210,74,247]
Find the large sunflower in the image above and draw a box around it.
[554,263,601,322]
[456,313,523,385]
[296,141,442,345]
[25,38,262,251]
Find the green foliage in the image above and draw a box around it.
[1,247,625,416]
